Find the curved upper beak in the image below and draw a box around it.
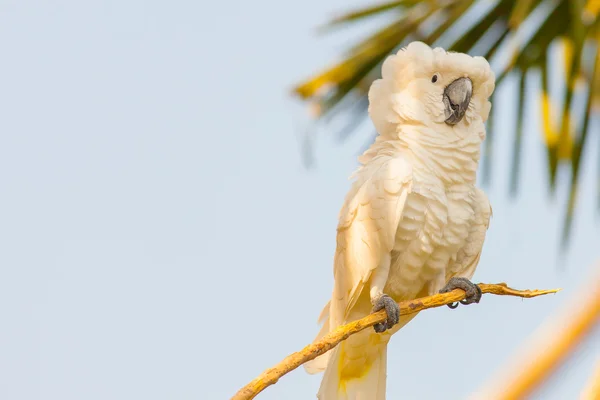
[443,77,472,125]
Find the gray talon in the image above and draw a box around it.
[439,277,482,309]
[372,294,400,333]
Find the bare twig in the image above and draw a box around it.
[232,283,560,400]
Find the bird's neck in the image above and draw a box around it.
[360,124,483,186]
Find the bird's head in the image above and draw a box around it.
[368,41,495,137]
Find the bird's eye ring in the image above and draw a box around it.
[431,74,439,83]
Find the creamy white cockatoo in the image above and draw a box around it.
[305,42,495,400]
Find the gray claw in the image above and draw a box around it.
[372,294,399,333]
[439,277,482,309]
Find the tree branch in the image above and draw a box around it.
[581,360,600,400]
[231,283,560,400]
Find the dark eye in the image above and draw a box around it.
[431,74,438,83]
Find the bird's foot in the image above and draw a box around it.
[372,294,400,333]
[439,277,482,309]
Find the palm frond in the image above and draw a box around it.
[510,69,527,197]
[562,38,600,248]
[321,0,416,30]
[481,91,496,185]
[293,0,600,247]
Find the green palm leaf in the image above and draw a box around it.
[293,0,600,248]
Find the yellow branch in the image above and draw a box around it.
[231,283,560,400]
[581,360,600,400]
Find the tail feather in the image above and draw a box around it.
[308,308,421,399]
[317,330,388,400]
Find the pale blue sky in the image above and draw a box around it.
[0,1,598,400]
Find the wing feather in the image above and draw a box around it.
[331,156,413,328]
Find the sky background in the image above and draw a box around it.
[0,1,599,399]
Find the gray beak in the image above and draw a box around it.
[443,77,472,125]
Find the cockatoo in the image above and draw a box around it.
[305,41,495,400]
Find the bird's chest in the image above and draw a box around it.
[385,183,476,298]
